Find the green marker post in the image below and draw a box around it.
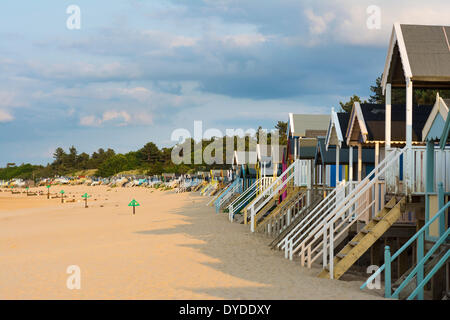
[60,190,65,203]
[128,199,140,215]
[46,185,51,199]
[81,193,91,208]
[26,187,29,196]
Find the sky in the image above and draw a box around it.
[0,0,449,165]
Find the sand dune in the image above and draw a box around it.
[0,186,382,299]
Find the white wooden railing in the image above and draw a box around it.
[248,160,305,232]
[227,177,272,222]
[216,178,242,211]
[284,147,404,270]
[278,181,354,257]
[317,147,407,276]
[386,146,450,195]
[262,188,309,236]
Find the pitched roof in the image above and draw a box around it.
[347,102,432,144]
[440,99,450,149]
[326,109,351,148]
[382,24,450,91]
[288,113,330,137]
[422,94,449,141]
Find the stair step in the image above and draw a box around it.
[372,216,382,222]
[336,253,346,259]
[361,228,371,234]
[349,241,359,246]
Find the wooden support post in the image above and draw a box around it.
[358,144,362,182]
[349,146,353,182]
[307,160,312,206]
[438,182,445,237]
[294,137,298,160]
[322,163,326,192]
[385,83,391,149]
[385,246,392,298]
[405,78,413,194]
[425,141,435,193]
[336,145,340,187]
[375,142,380,214]
[417,232,424,300]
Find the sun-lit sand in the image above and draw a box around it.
[0,186,383,299]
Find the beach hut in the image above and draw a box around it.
[318,109,376,187]
[256,144,285,191]
[286,113,330,163]
[233,150,257,190]
[244,114,329,232]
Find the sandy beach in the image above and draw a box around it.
[0,186,383,300]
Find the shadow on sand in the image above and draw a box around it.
[134,193,382,300]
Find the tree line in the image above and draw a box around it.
[1,121,288,180]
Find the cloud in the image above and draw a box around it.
[300,0,450,47]
[80,110,153,127]
[305,9,335,35]
[0,109,13,122]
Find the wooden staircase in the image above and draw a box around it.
[318,196,406,279]
[254,187,304,233]
[269,191,323,248]
[221,193,240,211]
[252,197,278,228]
[391,243,449,299]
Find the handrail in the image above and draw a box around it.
[228,179,258,211]
[408,250,450,300]
[293,147,404,268]
[207,182,227,205]
[220,178,241,205]
[288,182,354,261]
[214,178,240,212]
[282,147,399,253]
[278,181,345,250]
[315,148,406,270]
[256,188,307,232]
[228,179,259,221]
[264,189,311,235]
[248,160,299,232]
[318,147,404,239]
[361,200,450,299]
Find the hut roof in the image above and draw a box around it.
[382,24,450,91]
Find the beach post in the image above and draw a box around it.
[60,190,65,203]
[384,246,391,298]
[26,187,29,196]
[46,185,51,199]
[128,199,140,215]
[81,193,91,208]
